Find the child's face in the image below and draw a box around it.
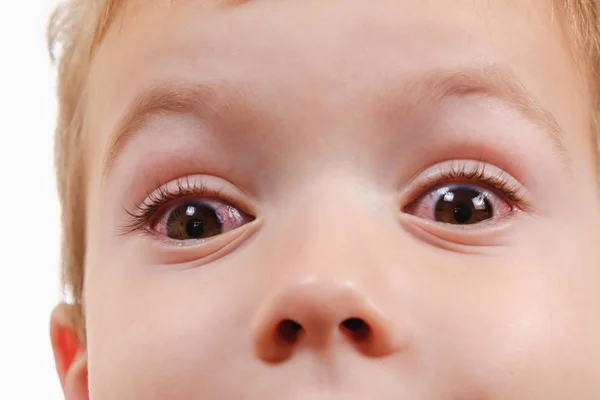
[73,0,600,397]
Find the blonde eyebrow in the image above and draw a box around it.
[411,64,567,156]
[102,81,255,180]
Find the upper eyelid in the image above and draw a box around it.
[129,180,215,219]
[423,165,521,198]
[142,179,217,212]
[411,161,523,188]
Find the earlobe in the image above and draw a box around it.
[50,303,89,400]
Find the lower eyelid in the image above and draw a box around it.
[398,212,516,250]
[139,218,261,269]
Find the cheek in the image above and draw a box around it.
[84,255,259,399]
[412,248,600,397]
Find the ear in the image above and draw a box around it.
[50,303,89,400]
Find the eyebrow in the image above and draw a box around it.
[413,65,567,156]
[103,64,568,179]
[103,81,255,180]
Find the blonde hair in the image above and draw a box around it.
[48,0,600,337]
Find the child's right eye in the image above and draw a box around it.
[151,199,253,241]
[121,177,255,241]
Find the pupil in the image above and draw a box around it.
[185,219,204,238]
[453,204,472,224]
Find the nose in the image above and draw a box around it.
[252,276,403,363]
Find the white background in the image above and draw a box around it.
[0,0,64,398]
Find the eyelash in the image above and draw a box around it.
[120,177,224,235]
[414,161,531,211]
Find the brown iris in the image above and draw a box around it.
[434,187,493,225]
[165,202,223,240]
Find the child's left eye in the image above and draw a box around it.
[405,184,513,225]
[152,199,254,241]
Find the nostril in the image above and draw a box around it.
[277,319,303,344]
[341,318,370,341]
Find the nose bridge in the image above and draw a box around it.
[281,173,385,279]
[252,179,406,362]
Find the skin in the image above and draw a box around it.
[51,0,600,398]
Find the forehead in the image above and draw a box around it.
[85,0,590,185]
[89,0,582,109]
[94,0,568,79]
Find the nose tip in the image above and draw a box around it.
[252,277,402,363]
